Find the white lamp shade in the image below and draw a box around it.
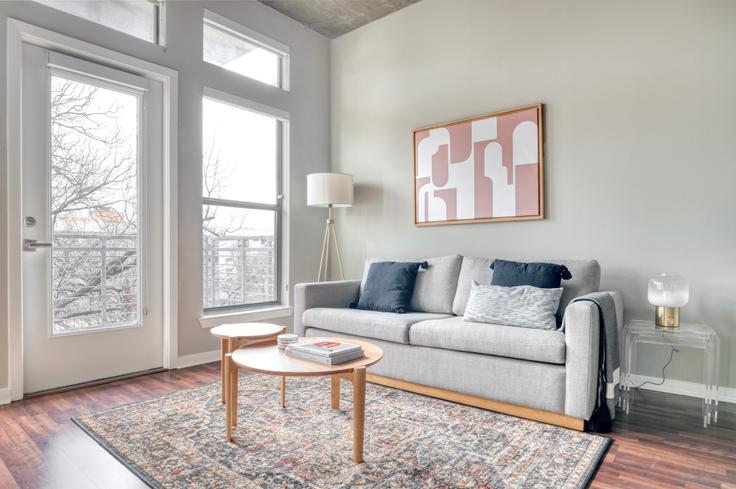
[307,173,353,207]
[648,273,690,307]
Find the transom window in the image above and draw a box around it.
[34,0,164,44]
[202,90,286,311]
[203,10,289,90]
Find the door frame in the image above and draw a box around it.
[5,19,179,401]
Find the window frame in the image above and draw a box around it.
[203,9,290,91]
[156,0,166,47]
[201,88,288,314]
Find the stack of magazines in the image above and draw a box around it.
[286,340,364,365]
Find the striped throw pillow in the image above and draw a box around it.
[463,282,563,330]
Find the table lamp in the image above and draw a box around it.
[648,273,689,328]
[307,172,353,281]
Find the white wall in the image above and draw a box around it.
[0,0,330,389]
[331,0,736,388]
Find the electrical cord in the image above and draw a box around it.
[632,346,678,389]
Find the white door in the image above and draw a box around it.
[21,44,164,394]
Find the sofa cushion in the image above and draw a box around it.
[452,257,601,318]
[306,327,566,414]
[490,259,572,288]
[302,308,451,344]
[361,255,462,314]
[356,261,422,313]
[409,316,566,364]
[452,256,494,316]
[464,283,563,330]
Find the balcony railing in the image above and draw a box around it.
[51,232,276,334]
[203,234,276,309]
[52,232,138,334]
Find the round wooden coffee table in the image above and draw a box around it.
[226,337,383,463]
[210,323,285,404]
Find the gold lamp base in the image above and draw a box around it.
[655,306,680,329]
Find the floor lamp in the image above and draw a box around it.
[307,173,353,281]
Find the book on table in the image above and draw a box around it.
[286,340,364,365]
[286,347,364,365]
[288,340,362,357]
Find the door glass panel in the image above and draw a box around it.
[50,75,140,334]
[202,206,276,308]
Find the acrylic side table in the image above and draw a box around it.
[621,320,720,427]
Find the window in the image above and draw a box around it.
[203,10,289,90]
[34,0,163,44]
[202,91,286,311]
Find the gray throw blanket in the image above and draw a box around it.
[564,292,620,429]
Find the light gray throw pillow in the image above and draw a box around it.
[463,282,563,330]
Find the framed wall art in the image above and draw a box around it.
[413,104,543,226]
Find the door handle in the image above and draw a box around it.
[23,239,52,252]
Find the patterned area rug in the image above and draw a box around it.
[73,376,609,488]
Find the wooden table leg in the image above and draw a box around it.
[352,367,366,463]
[220,338,227,404]
[229,339,238,427]
[280,376,286,408]
[331,375,341,410]
[225,352,232,442]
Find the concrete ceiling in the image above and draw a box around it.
[258,0,421,39]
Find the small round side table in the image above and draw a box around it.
[210,322,285,404]
[226,337,384,462]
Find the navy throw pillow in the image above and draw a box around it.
[490,259,572,289]
[354,261,425,313]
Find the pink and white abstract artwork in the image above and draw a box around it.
[413,104,543,225]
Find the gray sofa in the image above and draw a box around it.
[294,255,623,427]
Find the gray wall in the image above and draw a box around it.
[0,0,329,389]
[331,0,736,388]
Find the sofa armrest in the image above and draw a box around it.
[563,301,600,420]
[293,280,361,336]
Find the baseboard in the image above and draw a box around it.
[630,374,736,404]
[177,350,220,369]
[0,387,10,405]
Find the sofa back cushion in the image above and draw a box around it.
[452,257,601,318]
[361,255,462,314]
[452,256,494,316]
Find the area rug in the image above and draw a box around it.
[73,376,609,488]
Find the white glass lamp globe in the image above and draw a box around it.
[647,273,690,307]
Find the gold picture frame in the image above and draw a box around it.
[413,103,544,226]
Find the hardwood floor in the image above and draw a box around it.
[594,390,736,489]
[0,363,733,488]
[0,364,220,489]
